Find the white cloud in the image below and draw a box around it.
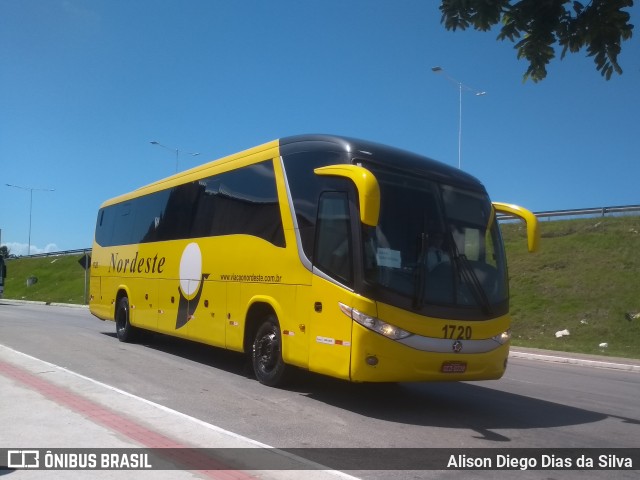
[2,242,59,257]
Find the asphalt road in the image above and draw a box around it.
[1,301,638,480]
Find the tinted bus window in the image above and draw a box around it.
[193,161,285,246]
[95,160,284,247]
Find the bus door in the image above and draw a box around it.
[307,190,355,380]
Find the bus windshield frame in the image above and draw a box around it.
[358,161,509,321]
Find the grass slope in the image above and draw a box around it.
[3,254,88,305]
[502,216,640,359]
[2,216,639,358]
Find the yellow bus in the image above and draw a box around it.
[90,134,538,386]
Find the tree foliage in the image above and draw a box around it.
[439,0,634,82]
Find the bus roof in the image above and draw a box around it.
[100,134,484,208]
[279,134,484,190]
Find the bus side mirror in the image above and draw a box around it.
[314,165,380,227]
[493,202,540,253]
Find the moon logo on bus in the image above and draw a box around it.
[180,242,203,298]
[176,242,209,329]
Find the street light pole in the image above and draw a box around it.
[150,141,200,173]
[432,66,486,170]
[6,184,55,255]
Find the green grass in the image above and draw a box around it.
[502,216,640,359]
[3,215,640,359]
[3,254,89,305]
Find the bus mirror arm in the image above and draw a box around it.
[492,202,540,253]
[314,165,380,227]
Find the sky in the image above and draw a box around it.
[1,0,639,256]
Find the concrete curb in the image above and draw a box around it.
[0,298,88,309]
[510,348,640,373]
[0,345,359,480]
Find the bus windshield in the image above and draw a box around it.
[361,164,508,319]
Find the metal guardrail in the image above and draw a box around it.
[533,204,640,220]
[15,248,91,259]
[498,204,640,221]
[4,205,640,259]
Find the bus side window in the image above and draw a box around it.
[314,192,353,286]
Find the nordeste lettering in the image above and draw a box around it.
[109,252,166,274]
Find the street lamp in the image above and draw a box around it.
[150,141,200,173]
[432,66,486,170]
[6,184,55,256]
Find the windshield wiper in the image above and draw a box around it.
[448,235,492,315]
[453,251,492,316]
[412,232,428,309]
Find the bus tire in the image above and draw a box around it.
[115,296,138,343]
[252,315,288,387]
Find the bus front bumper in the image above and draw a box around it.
[349,323,509,383]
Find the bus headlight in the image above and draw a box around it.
[492,329,511,345]
[339,303,412,340]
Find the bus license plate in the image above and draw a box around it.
[441,361,467,373]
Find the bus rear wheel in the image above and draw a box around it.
[252,315,288,387]
[115,296,138,343]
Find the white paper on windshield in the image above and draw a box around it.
[376,248,401,268]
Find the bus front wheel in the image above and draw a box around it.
[115,296,138,343]
[252,315,288,387]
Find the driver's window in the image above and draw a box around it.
[314,192,353,285]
